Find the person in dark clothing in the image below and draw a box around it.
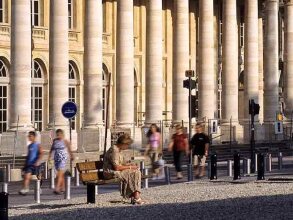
[168,124,189,179]
[190,123,210,178]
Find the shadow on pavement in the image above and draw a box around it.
[10,194,293,220]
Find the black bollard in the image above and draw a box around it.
[210,154,217,180]
[257,153,265,180]
[233,152,241,180]
[0,192,8,220]
[187,164,193,182]
[87,184,96,204]
[164,166,171,185]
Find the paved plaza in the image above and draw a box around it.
[5,170,293,220]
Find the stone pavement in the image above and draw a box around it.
[8,173,293,220]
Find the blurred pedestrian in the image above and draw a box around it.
[168,124,189,179]
[144,124,161,177]
[152,153,165,180]
[19,131,44,195]
[48,129,74,194]
[190,123,210,178]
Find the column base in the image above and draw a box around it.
[78,127,111,153]
[220,123,244,144]
[262,121,285,142]
[0,131,29,155]
[242,122,266,144]
[8,123,34,131]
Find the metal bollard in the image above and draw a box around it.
[5,164,10,183]
[34,180,41,204]
[210,154,217,180]
[2,183,8,193]
[233,152,241,180]
[187,164,193,182]
[243,158,251,175]
[207,162,211,178]
[0,192,8,220]
[266,154,272,172]
[227,160,233,177]
[143,169,149,189]
[254,153,258,172]
[87,184,96,204]
[278,152,283,170]
[164,166,171,185]
[44,162,48,180]
[140,161,145,172]
[50,169,55,189]
[257,153,265,180]
[74,167,80,187]
[65,176,71,200]
[95,185,99,195]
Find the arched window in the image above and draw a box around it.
[0,0,5,23]
[0,58,8,133]
[217,68,222,119]
[68,0,74,29]
[31,60,45,131]
[239,71,244,90]
[68,61,78,130]
[102,0,106,32]
[31,0,41,26]
[134,69,138,123]
[102,64,109,123]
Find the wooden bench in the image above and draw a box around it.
[76,160,150,203]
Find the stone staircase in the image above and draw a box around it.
[162,141,293,165]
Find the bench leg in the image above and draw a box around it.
[87,184,96,204]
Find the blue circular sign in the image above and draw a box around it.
[62,101,77,119]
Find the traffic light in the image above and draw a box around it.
[249,99,260,115]
[183,79,196,90]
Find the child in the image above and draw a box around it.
[152,153,165,180]
[48,129,74,194]
[19,131,44,195]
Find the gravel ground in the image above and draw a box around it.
[9,176,293,220]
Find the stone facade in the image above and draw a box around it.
[0,0,292,153]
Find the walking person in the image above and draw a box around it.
[144,124,161,178]
[104,134,144,205]
[190,123,210,178]
[48,129,74,194]
[168,124,189,179]
[19,131,44,195]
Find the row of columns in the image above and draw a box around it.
[9,0,293,131]
[10,0,104,130]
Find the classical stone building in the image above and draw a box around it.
[0,0,292,153]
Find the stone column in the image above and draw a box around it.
[258,15,264,123]
[10,0,32,130]
[264,0,279,123]
[284,0,293,114]
[84,0,103,127]
[49,0,69,128]
[198,0,215,119]
[116,0,134,125]
[172,0,189,122]
[244,0,259,118]
[222,0,238,122]
[145,0,163,123]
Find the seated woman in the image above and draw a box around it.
[103,134,144,205]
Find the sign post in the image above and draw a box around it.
[62,101,78,174]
